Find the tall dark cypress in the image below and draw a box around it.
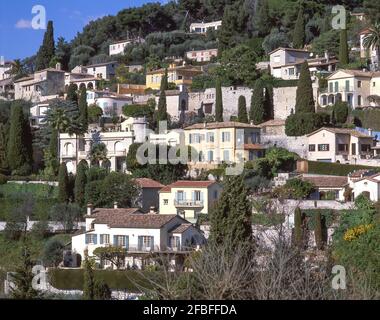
[156,69,168,123]
[250,79,265,124]
[66,84,78,103]
[35,21,55,71]
[295,61,315,114]
[78,86,88,131]
[0,123,9,173]
[215,78,223,122]
[58,162,70,203]
[293,4,305,49]
[237,96,248,123]
[74,160,88,207]
[339,28,349,66]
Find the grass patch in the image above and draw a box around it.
[48,269,155,291]
[307,161,380,176]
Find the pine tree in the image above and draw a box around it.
[339,28,349,66]
[156,69,168,123]
[210,175,253,253]
[293,4,305,49]
[78,86,88,131]
[58,162,70,203]
[295,61,315,114]
[66,84,78,103]
[215,78,223,122]
[314,211,324,250]
[10,245,40,299]
[83,250,95,300]
[237,96,248,123]
[35,21,55,71]
[250,79,265,124]
[74,160,88,207]
[294,207,303,247]
[7,103,32,172]
[255,0,270,37]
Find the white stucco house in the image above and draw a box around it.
[86,90,133,117]
[189,21,222,34]
[71,206,205,269]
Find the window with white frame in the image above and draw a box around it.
[207,132,214,142]
[100,234,110,245]
[222,132,231,142]
[164,199,168,205]
[114,235,128,247]
[138,236,154,250]
[223,150,230,161]
[85,234,97,245]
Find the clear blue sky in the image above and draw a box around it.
[0,0,166,61]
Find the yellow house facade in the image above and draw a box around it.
[146,64,203,90]
[184,122,265,169]
[159,181,223,223]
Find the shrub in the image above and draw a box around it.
[273,178,315,200]
[43,239,65,267]
[285,112,328,136]
[307,161,380,176]
[0,174,7,185]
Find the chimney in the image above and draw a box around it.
[203,121,207,128]
[114,201,118,209]
[87,203,93,216]
[250,120,254,125]
[56,62,62,71]
[324,50,329,61]
[368,128,373,137]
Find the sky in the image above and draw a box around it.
[0,0,166,61]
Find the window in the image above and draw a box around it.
[113,235,128,248]
[338,144,348,152]
[334,81,339,92]
[373,82,376,87]
[138,236,154,250]
[289,68,295,76]
[164,199,168,205]
[318,144,330,151]
[223,150,230,161]
[361,144,371,152]
[329,82,333,92]
[194,191,201,201]
[357,80,362,88]
[352,143,356,155]
[214,190,218,199]
[208,150,214,162]
[100,234,110,245]
[169,236,180,249]
[274,55,280,63]
[358,95,362,106]
[177,191,184,201]
[207,132,214,142]
[222,132,231,142]
[309,144,316,152]
[85,234,97,245]
[345,80,350,91]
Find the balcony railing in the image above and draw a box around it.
[174,200,204,208]
[320,86,355,94]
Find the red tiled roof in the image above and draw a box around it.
[300,175,348,188]
[135,178,164,189]
[184,121,260,130]
[91,208,178,228]
[169,223,192,234]
[159,180,217,193]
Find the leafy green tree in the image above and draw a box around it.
[10,245,41,299]
[50,203,82,232]
[363,1,380,24]
[264,84,274,120]
[83,250,95,300]
[42,238,65,267]
[35,21,55,71]
[293,4,305,49]
[66,84,78,103]
[55,37,71,71]
[339,28,349,66]
[156,69,168,123]
[210,175,253,254]
[78,86,88,131]
[58,162,70,203]
[93,246,127,270]
[237,96,248,123]
[75,160,88,207]
[7,102,33,173]
[277,178,315,200]
[88,104,103,124]
[332,101,349,124]
[215,78,223,122]
[363,23,380,68]
[285,112,328,136]
[250,79,265,124]
[295,61,315,114]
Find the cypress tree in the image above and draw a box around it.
[293,4,305,49]
[66,84,78,103]
[264,85,274,120]
[83,250,95,300]
[237,96,248,123]
[74,160,88,207]
[78,86,88,131]
[294,207,303,247]
[215,78,223,122]
[210,175,253,252]
[314,211,324,250]
[250,79,265,124]
[156,69,168,123]
[58,162,70,203]
[0,123,9,173]
[35,21,55,71]
[295,61,315,114]
[7,103,32,171]
[339,28,349,66]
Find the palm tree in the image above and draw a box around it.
[89,143,108,167]
[10,59,26,79]
[363,23,380,70]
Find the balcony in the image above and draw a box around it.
[320,86,355,94]
[174,200,204,209]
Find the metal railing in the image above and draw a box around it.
[174,200,204,207]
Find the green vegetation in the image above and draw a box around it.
[251,213,285,226]
[58,163,70,203]
[292,3,305,49]
[307,161,380,176]
[237,96,248,123]
[295,62,314,114]
[78,86,88,131]
[353,108,380,131]
[35,21,55,71]
[250,79,265,124]
[339,28,349,66]
[273,178,315,200]
[215,78,223,122]
[156,69,168,123]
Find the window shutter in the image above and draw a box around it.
[113,235,118,245]
[151,236,154,250]
[85,234,89,244]
[93,234,97,245]
[138,236,143,250]
[175,192,178,201]
[125,236,129,249]
[200,192,204,202]
[100,235,103,245]
[183,192,187,201]
[192,191,195,201]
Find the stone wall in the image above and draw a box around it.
[261,134,308,158]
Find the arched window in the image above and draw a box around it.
[114,141,124,152]
[87,82,94,90]
[64,142,73,156]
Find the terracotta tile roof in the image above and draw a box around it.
[159,180,217,193]
[307,127,373,138]
[91,208,178,228]
[146,65,202,75]
[135,178,164,189]
[169,223,193,234]
[348,169,376,178]
[268,47,310,55]
[184,121,260,130]
[300,175,348,188]
[353,173,380,183]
